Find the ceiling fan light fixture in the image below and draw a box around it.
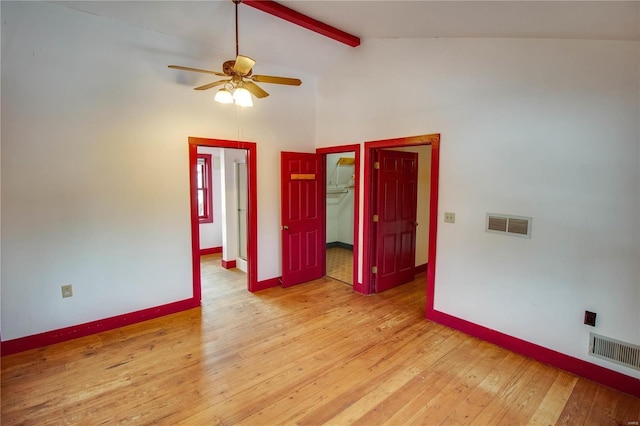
[214,88,234,104]
[167,0,300,105]
[233,86,253,107]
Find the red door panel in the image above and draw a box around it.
[281,152,324,287]
[375,150,418,292]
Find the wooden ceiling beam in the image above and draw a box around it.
[242,0,360,47]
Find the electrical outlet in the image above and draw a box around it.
[444,212,455,223]
[584,311,596,327]
[61,285,73,298]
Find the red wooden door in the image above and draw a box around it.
[280,152,325,287]
[374,150,419,292]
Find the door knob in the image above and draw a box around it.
[413,222,419,227]
[282,225,289,230]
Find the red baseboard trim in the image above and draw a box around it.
[1,298,199,357]
[200,246,222,256]
[252,277,281,292]
[426,309,640,398]
[353,281,366,294]
[221,259,237,269]
[415,263,428,274]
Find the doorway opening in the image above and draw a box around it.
[317,145,360,289]
[362,134,440,300]
[235,160,248,273]
[188,137,258,303]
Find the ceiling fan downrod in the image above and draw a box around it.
[167,0,302,105]
[233,0,242,57]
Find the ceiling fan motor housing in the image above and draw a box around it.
[223,60,252,77]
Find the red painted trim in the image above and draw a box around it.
[361,146,375,295]
[200,246,222,256]
[426,139,440,314]
[246,143,258,292]
[316,144,361,291]
[243,0,360,47]
[415,263,428,274]
[254,277,281,291]
[363,134,440,295]
[221,259,237,269]
[188,137,259,293]
[189,143,203,304]
[1,299,199,356]
[427,309,640,398]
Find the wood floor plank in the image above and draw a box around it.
[527,371,579,425]
[349,339,470,426]
[400,341,508,425]
[2,257,638,425]
[282,327,464,426]
[185,309,433,424]
[469,360,553,425]
[437,351,527,425]
[500,363,561,424]
[613,391,640,426]
[556,378,599,425]
[376,338,491,425]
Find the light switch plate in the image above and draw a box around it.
[61,285,73,298]
[444,212,455,223]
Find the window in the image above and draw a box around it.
[197,154,213,223]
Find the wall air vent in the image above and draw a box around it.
[589,333,640,371]
[487,216,508,232]
[486,214,532,238]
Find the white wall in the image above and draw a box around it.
[197,147,223,250]
[326,153,355,245]
[326,191,354,245]
[316,37,640,378]
[0,1,316,340]
[220,149,247,262]
[336,190,354,245]
[326,197,339,243]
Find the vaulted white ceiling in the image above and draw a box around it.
[53,1,640,76]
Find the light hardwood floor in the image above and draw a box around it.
[2,255,639,425]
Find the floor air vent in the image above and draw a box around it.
[589,332,640,371]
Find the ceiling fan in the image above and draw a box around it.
[168,0,302,106]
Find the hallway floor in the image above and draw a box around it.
[326,246,353,285]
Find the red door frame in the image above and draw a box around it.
[316,144,361,290]
[188,136,258,301]
[362,134,440,303]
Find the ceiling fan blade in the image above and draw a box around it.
[251,75,302,86]
[168,65,226,77]
[194,80,229,91]
[233,55,256,76]
[243,81,269,99]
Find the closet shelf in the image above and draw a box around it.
[326,185,354,194]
